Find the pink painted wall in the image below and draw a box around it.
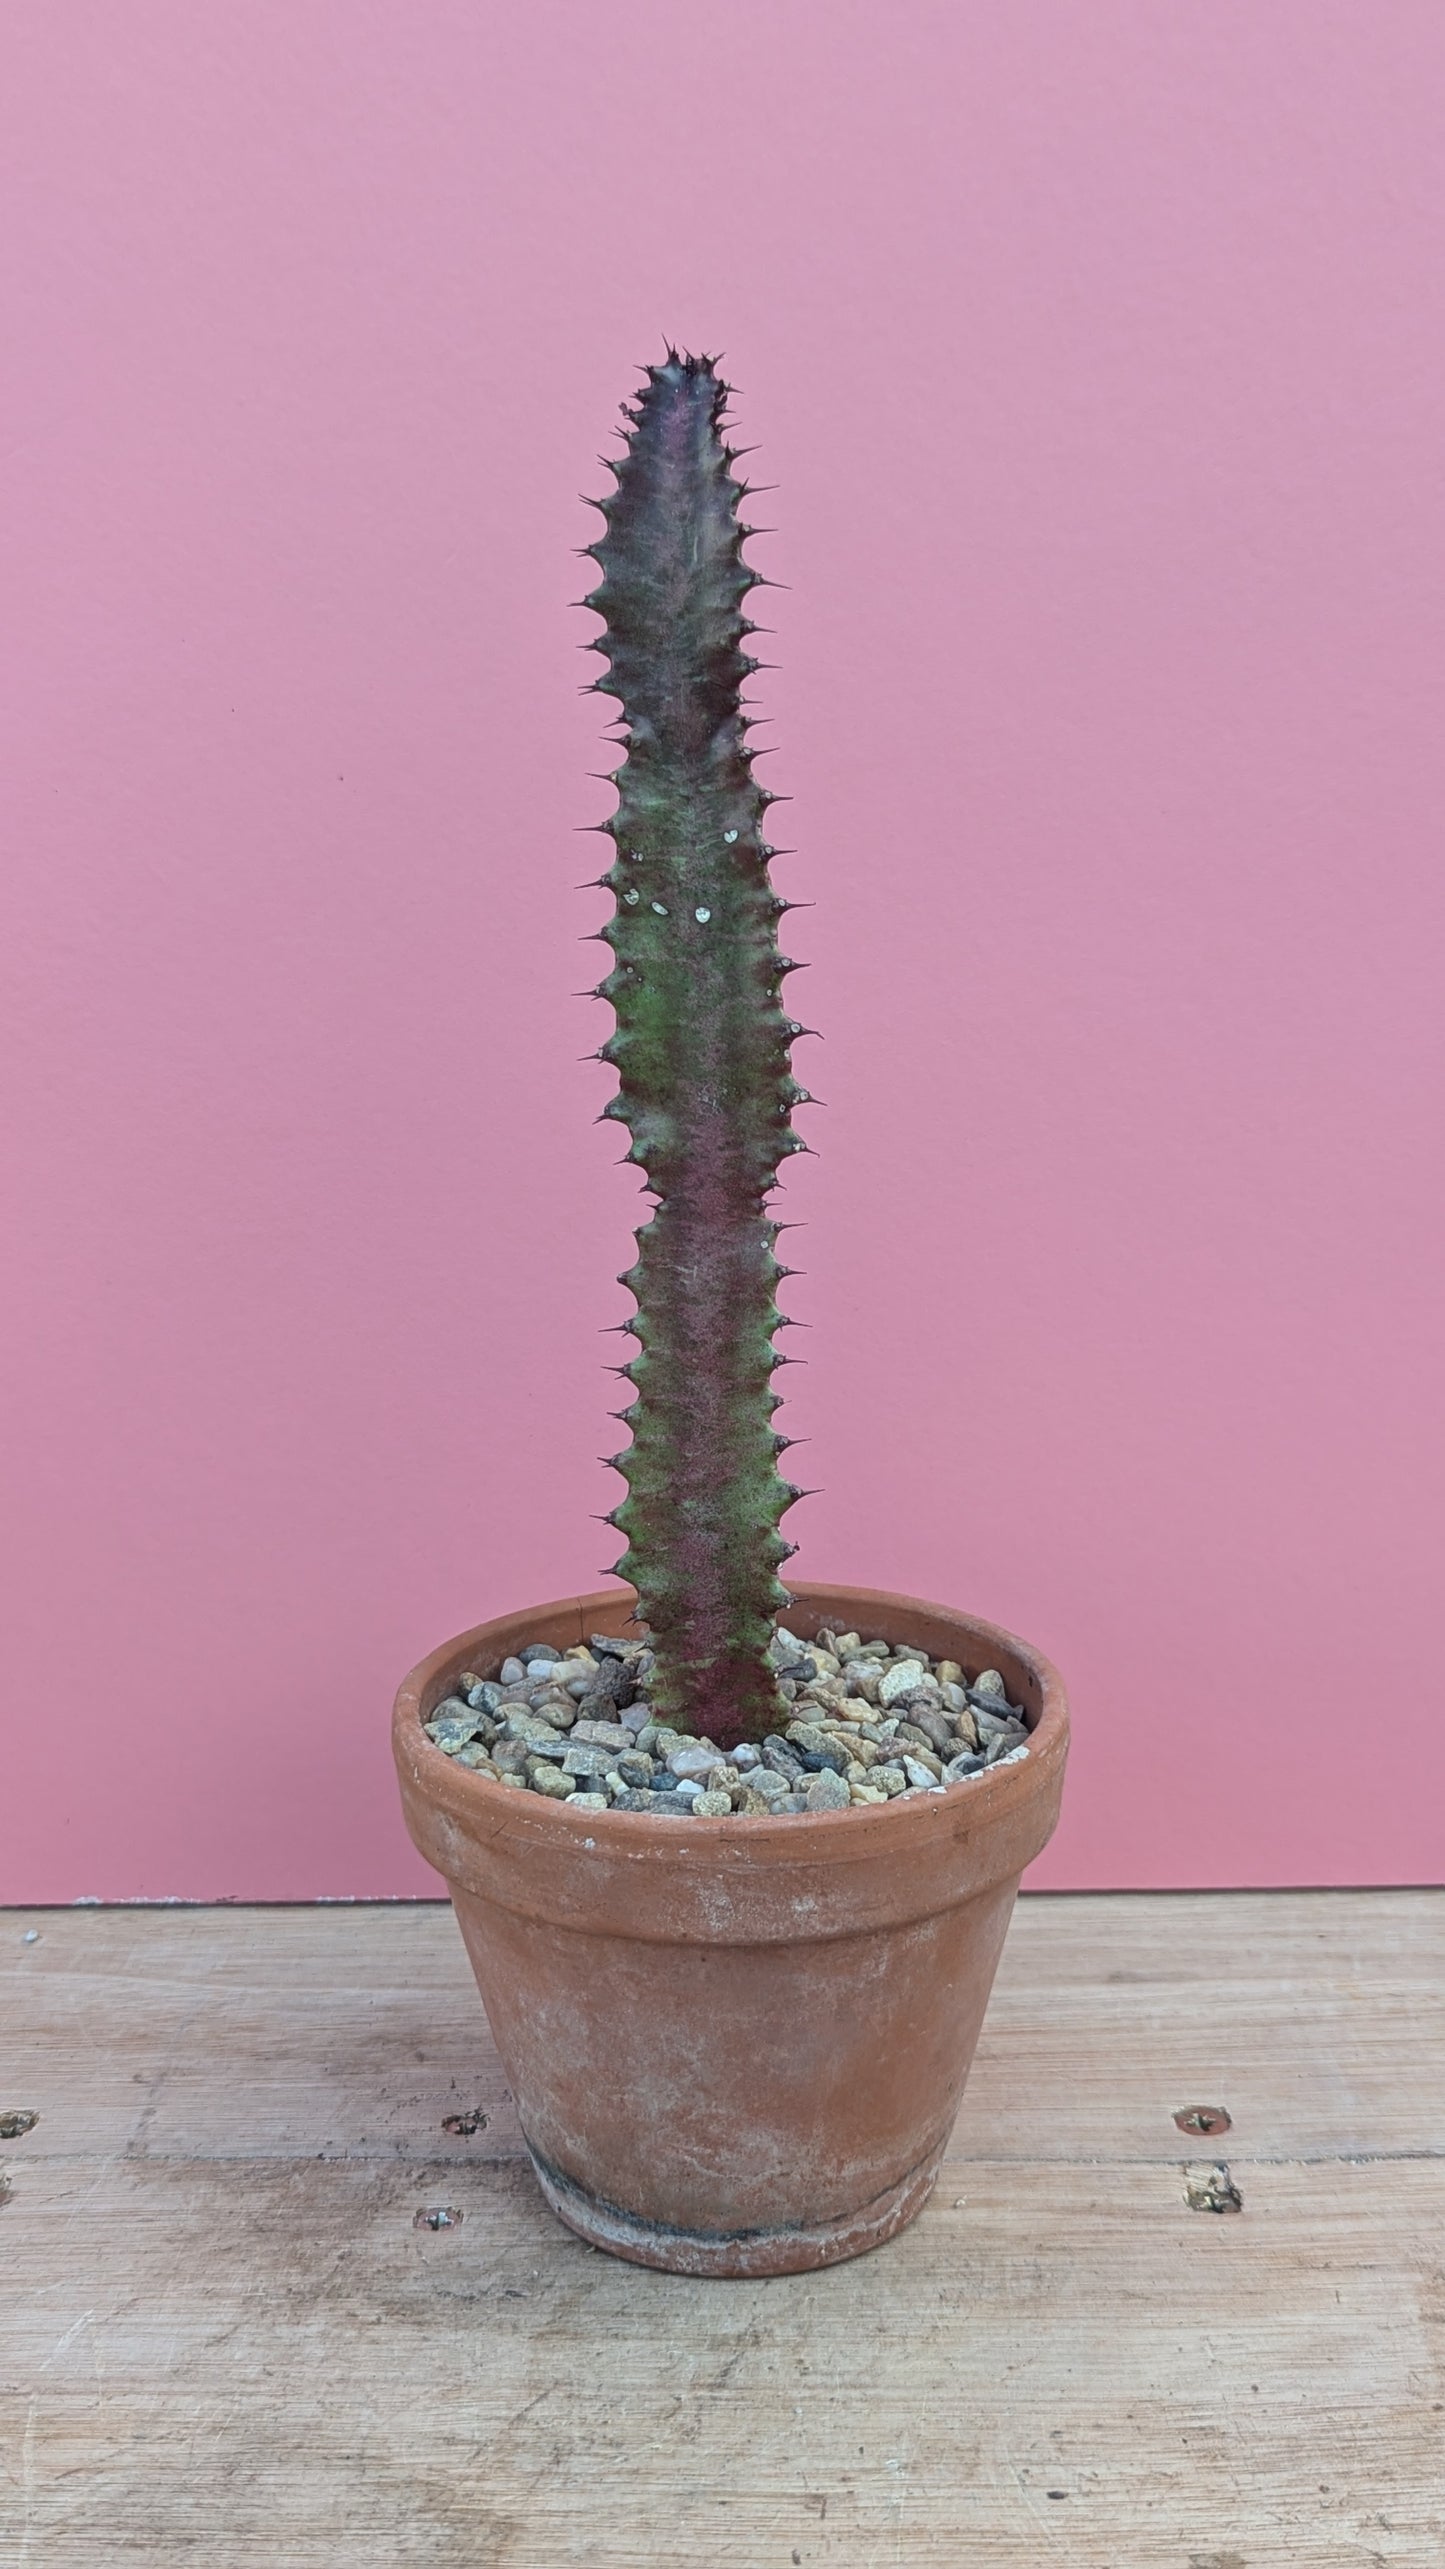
[3,2,1443,1902]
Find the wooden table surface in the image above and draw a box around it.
[2,1891,1441,2566]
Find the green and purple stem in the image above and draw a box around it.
[583,353,811,1748]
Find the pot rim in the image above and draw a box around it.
[393,1581,1068,1878]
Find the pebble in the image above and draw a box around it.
[746,1769,792,1803]
[503,1713,569,1756]
[804,1769,851,1812]
[562,1742,616,1778]
[426,1711,482,1753]
[878,1658,928,1708]
[528,1689,577,1728]
[422,1621,1031,1821]
[785,1722,850,1775]
[570,1719,633,1751]
[667,1743,722,1780]
[904,1708,956,1756]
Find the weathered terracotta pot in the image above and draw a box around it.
[393,1582,1068,2277]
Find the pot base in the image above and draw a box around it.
[526,2136,947,2277]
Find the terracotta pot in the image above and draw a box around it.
[393,1582,1068,2277]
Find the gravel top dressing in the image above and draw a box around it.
[423,1623,1031,1817]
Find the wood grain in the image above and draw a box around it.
[3,1892,1442,2565]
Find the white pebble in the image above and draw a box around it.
[878,1658,928,1708]
[694,906,712,923]
[651,901,668,916]
[723,829,738,843]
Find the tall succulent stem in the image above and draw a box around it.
[584,354,808,1748]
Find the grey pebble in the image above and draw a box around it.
[498,1657,526,1686]
[570,1719,632,1752]
[562,1742,616,1779]
[667,1743,721,1780]
[784,1722,851,1775]
[804,1769,852,1812]
[690,1790,733,1818]
[745,1769,792,1804]
[503,1713,568,1757]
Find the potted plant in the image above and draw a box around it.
[393,352,1069,2276]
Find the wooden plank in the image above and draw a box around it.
[2,1894,1443,2566]
[4,1892,1441,2165]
